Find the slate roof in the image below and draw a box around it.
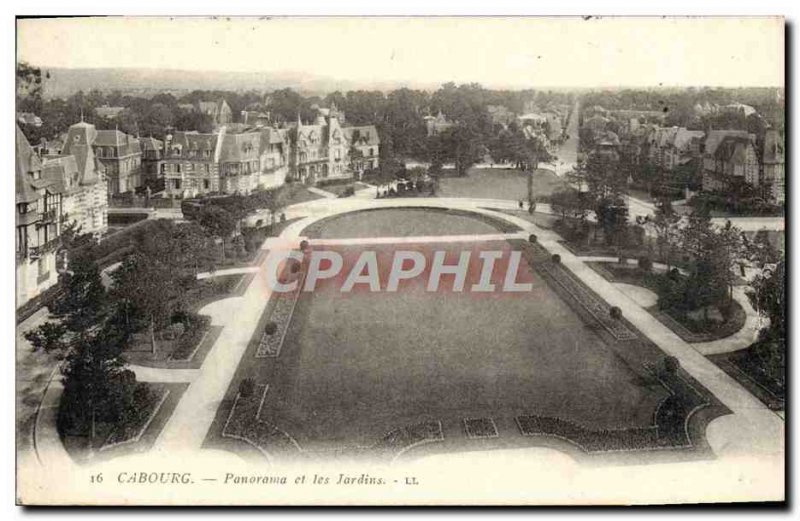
[704,130,752,157]
[93,129,142,157]
[42,155,80,194]
[344,125,380,146]
[714,135,754,164]
[168,132,219,160]
[140,136,164,152]
[61,122,102,185]
[217,131,262,163]
[16,125,43,204]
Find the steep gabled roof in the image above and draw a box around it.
[140,136,164,152]
[169,131,219,159]
[94,129,141,157]
[42,155,80,194]
[704,130,752,157]
[714,135,754,164]
[343,125,380,147]
[217,130,261,163]
[16,125,42,204]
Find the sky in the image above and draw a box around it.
[17,16,785,89]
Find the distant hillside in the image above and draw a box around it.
[39,67,436,99]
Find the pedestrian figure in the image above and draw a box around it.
[518,200,524,209]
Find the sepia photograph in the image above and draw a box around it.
[12,14,786,506]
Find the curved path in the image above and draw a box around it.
[151,196,783,458]
[30,190,782,497]
[613,282,658,308]
[579,258,764,355]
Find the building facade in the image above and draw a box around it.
[92,129,143,195]
[423,111,455,136]
[760,129,785,204]
[159,131,223,197]
[141,106,379,198]
[701,130,759,193]
[289,106,380,183]
[16,126,64,308]
[41,153,108,237]
[62,122,142,196]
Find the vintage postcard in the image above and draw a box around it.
[14,16,785,505]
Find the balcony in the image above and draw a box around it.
[41,208,58,222]
[28,237,61,260]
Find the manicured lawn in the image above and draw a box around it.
[437,167,569,201]
[320,181,371,197]
[496,209,560,230]
[241,239,668,452]
[302,208,519,239]
[281,183,325,206]
[301,207,520,239]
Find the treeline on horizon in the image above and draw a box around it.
[582,87,784,133]
[17,61,784,161]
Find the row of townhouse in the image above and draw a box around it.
[140,105,381,199]
[645,126,706,171]
[701,129,785,204]
[16,124,109,308]
[47,121,145,197]
[630,124,784,204]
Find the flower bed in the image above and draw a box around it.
[651,302,746,343]
[586,261,747,343]
[527,247,637,341]
[516,368,708,453]
[372,420,444,460]
[255,263,306,358]
[169,314,213,361]
[221,385,302,461]
[464,418,499,439]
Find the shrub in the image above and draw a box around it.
[529,234,537,243]
[661,355,680,375]
[551,254,561,264]
[638,256,653,272]
[609,306,622,320]
[264,321,278,335]
[238,378,255,398]
[338,186,356,198]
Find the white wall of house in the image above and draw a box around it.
[16,252,58,308]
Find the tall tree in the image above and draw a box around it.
[24,251,108,355]
[111,252,180,354]
[16,61,44,114]
[198,205,237,260]
[645,197,682,269]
